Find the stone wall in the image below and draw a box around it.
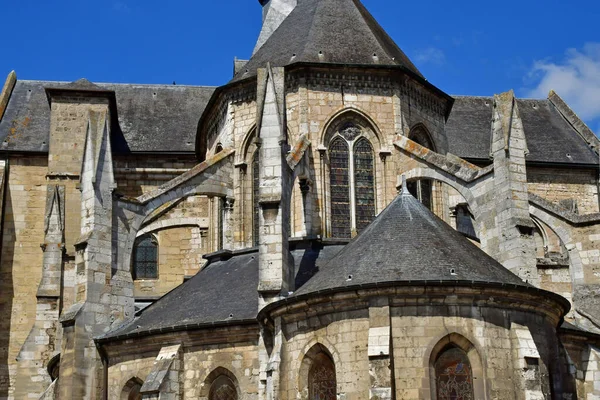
[528,167,599,215]
[113,155,198,198]
[0,156,48,399]
[104,327,260,400]
[272,288,566,400]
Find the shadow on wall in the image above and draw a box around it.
[0,185,15,397]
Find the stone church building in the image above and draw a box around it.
[1,0,600,398]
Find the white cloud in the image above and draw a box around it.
[415,47,446,66]
[525,43,600,125]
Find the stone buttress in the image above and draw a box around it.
[14,185,65,398]
[489,90,539,285]
[255,64,294,400]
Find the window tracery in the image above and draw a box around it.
[434,346,474,400]
[328,123,375,238]
[308,353,336,400]
[209,375,238,400]
[132,234,158,280]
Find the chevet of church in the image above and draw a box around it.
[0,0,599,399]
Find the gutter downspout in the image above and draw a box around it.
[95,342,109,400]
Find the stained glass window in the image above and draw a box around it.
[253,150,260,246]
[133,234,158,280]
[209,376,238,400]
[435,346,474,400]
[329,138,351,238]
[354,138,375,233]
[309,353,336,400]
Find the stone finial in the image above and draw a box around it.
[401,175,410,196]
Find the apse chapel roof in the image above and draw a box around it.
[294,187,535,296]
[101,186,570,343]
[232,0,423,82]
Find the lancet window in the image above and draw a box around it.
[329,123,376,238]
[308,353,337,400]
[209,375,238,400]
[407,125,435,210]
[434,346,474,400]
[132,234,158,280]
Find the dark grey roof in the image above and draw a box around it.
[233,0,423,82]
[445,96,493,160]
[294,190,531,296]
[0,80,215,153]
[446,96,598,165]
[101,250,259,340]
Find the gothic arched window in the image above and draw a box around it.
[309,353,336,400]
[408,125,435,210]
[209,375,238,400]
[252,149,260,246]
[434,346,474,400]
[329,123,376,238]
[121,377,143,400]
[132,234,158,280]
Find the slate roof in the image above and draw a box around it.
[294,189,532,296]
[99,242,346,341]
[0,80,214,153]
[446,96,598,165]
[101,249,260,340]
[233,0,423,82]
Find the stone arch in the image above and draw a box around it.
[298,342,339,400]
[409,122,436,152]
[426,332,486,400]
[237,125,258,165]
[401,167,482,221]
[199,367,241,400]
[529,205,585,286]
[116,151,235,275]
[120,376,143,400]
[321,107,384,149]
[137,217,208,237]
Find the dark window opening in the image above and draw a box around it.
[132,234,158,280]
[353,138,375,232]
[329,137,351,238]
[455,204,478,240]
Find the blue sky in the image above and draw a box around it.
[1,0,599,132]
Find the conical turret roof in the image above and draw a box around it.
[234,0,423,81]
[294,188,532,296]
